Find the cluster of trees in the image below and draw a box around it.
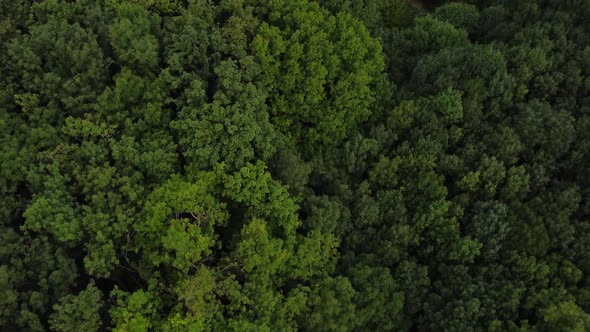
[1,0,589,330]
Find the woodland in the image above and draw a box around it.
[1,0,590,330]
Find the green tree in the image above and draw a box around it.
[49,284,103,332]
[251,0,384,148]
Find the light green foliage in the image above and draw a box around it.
[113,161,339,330]
[136,173,228,272]
[166,1,276,173]
[291,230,339,279]
[110,289,158,332]
[224,162,300,235]
[539,301,590,331]
[252,0,384,147]
[23,165,83,246]
[172,61,276,172]
[49,284,103,332]
[236,218,289,275]
[173,266,218,327]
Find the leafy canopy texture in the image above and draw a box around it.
[1,0,590,330]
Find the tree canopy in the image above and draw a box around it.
[1,0,590,330]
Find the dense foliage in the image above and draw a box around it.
[1,0,590,330]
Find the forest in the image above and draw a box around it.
[1,0,590,330]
